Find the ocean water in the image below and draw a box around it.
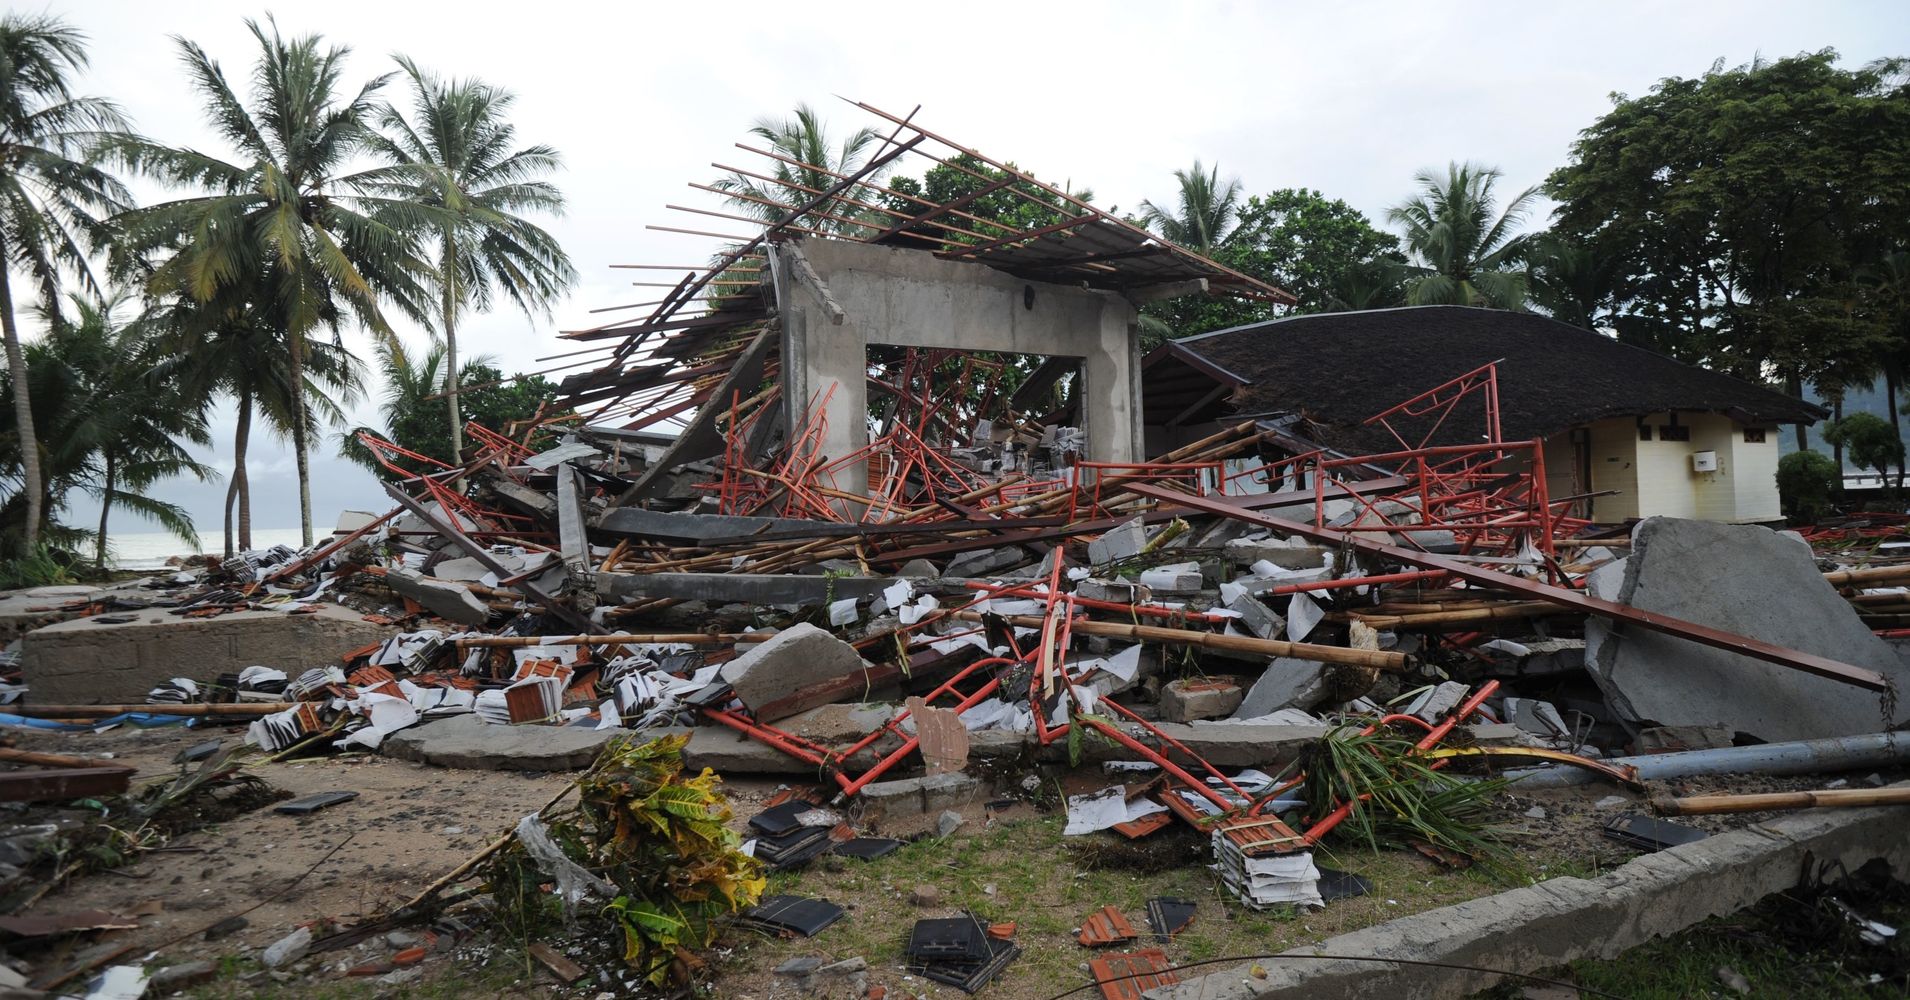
[107,528,311,571]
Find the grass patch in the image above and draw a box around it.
[715,812,1528,999]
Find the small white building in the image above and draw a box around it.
[1141,306,1823,525]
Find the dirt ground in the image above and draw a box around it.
[2,721,1896,998]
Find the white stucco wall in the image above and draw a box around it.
[1569,413,1781,523]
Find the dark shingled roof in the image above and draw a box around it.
[1159,306,1825,453]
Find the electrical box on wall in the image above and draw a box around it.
[1691,450,1719,473]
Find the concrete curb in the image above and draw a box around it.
[1150,797,1910,999]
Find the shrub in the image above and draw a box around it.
[1777,449,1839,522]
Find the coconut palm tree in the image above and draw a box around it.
[362,57,574,464]
[712,103,885,235]
[0,13,132,551]
[109,18,432,547]
[0,291,212,564]
[1388,162,1539,309]
[1140,161,1244,255]
[145,294,365,556]
[1526,233,1618,329]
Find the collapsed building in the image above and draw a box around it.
[4,103,1910,999]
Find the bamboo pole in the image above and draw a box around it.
[4,703,297,719]
[1824,563,1910,587]
[1347,601,1565,629]
[1651,786,1910,816]
[0,747,128,769]
[951,611,1410,672]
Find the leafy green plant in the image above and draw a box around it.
[1777,449,1840,522]
[1300,726,1510,873]
[0,542,73,589]
[494,734,764,987]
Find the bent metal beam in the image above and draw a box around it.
[1127,482,1891,693]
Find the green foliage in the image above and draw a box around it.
[0,12,135,553]
[712,103,887,234]
[1300,726,1510,873]
[881,153,1088,248]
[0,541,73,589]
[339,338,559,479]
[1823,412,1904,484]
[1142,188,1404,339]
[493,734,765,987]
[1547,51,1910,390]
[1139,160,1242,254]
[1777,449,1840,522]
[1388,162,1538,309]
[0,291,213,558]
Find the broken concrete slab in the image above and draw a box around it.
[1232,658,1332,718]
[943,546,1031,579]
[858,772,983,823]
[594,507,837,543]
[596,571,898,605]
[776,703,898,743]
[22,605,396,704]
[383,714,638,770]
[1088,517,1146,566]
[1153,788,1910,1000]
[1224,535,1328,570]
[1585,517,1910,743]
[1075,577,1144,604]
[1634,724,1735,755]
[385,569,492,626]
[718,624,875,723]
[680,725,831,774]
[1159,677,1245,722]
[1226,592,1286,640]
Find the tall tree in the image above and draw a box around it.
[364,57,575,464]
[1140,161,1243,255]
[1388,162,1538,309]
[0,292,211,562]
[147,298,364,556]
[712,103,885,235]
[1525,233,1620,329]
[1547,51,1910,440]
[0,14,131,551]
[338,337,557,481]
[110,18,432,546]
[1141,188,1403,339]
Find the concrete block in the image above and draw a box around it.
[858,772,982,823]
[383,714,635,770]
[944,546,1031,579]
[22,605,396,704]
[385,569,491,626]
[680,725,829,774]
[1227,593,1286,640]
[1224,535,1328,570]
[1075,577,1144,603]
[1585,517,1910,742]
[895,559,941,580]
[718,623,873,722]
[1160,677,1245,722]
[1137,562,1204,595]
[1088,517,1146,566]
[1233,658,1332,718]
[776,702,897,743]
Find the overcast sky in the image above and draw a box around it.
[27,0,1910,542]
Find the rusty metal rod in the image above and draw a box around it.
[951,611,1409,672]
[1129,482,1891,692]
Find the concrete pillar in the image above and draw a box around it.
[776,239,1142,497]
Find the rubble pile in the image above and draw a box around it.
[1,353,1907,994]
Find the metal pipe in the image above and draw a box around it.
[1504,732,1910,788]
